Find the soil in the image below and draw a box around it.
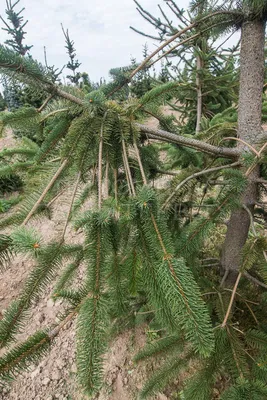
[0,120,180,400]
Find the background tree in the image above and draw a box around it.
[131,0,239,133]
[0,0,32,110]
[61,24,82,86]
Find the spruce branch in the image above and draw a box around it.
[222,136,261,157]
[98,112,107,209]
[148,32,201,68]
[0,46,242,158]
[137,124,240,158]
[162,161,241,209]
[129,10,242,82]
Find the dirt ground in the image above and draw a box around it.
[0,114,180,400]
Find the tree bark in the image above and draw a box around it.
[220,19,265,285]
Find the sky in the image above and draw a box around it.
[0,1,239,84]
[0,0,192,83]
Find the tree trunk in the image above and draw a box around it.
[220,19,265,285]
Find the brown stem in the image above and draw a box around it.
[221,272,242,327]
[196,53,203,133]
[122,139,136,196]
[60,171,81,242]
[98,113,107,209]
[22,159,68,226]
[37,95,54,113]
[114,168,118,205]
[104,159,109,199]
[122,148,133,196]
[56,88,84,106]
[47,190,64,207]
[133,139,147,185]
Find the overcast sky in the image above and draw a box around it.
[0,0,194,83]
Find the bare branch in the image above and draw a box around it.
[137,123,241,158]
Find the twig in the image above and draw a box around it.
[122,147,133,196]
[122,139,136,196]
[155,169,179,176]
[114,168,118,206]
[221,272,242,328]
[104,159,109,199]
[22,159,68,226]
[222,137,260,157]
[40,108,69,122]
[47,190,65,207]
[128,10,241,81]
[37,95,54,113]
[98,112,107,209]
[148,33,200,68]
[243,272,267,290]
[133,139,147,185]
[60,171,81,242]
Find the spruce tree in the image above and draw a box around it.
[61,24,81,86]
[0,1,267,399]
[131,0,238,133]
[0,0,32,110]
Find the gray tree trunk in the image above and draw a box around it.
[220,19,265,285]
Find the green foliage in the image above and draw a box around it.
[0,331,51,382]
[0,0,32,56]
[0,92,6,111]
[1,2,267,398]
[76,297,109,395]
[61,24,81,85]
[0,234,13,271]
[139,355,190,399]
[0,174,23,194]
